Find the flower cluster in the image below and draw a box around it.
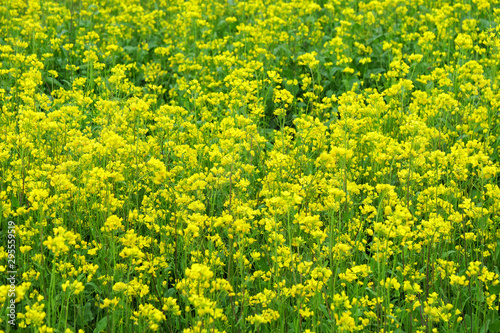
[0,0,499,332]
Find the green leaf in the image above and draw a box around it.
[83,302,94,324]
[85,282,101,294]
[367,33,384,44]
[441,250,456,258]
[167,287,177,297]
[367,68,386,75]
[10,196,20,209]
[464,314,471,329]
[479,19,496,30]
[477,290,485,302]
[480,319,490,333]
[274,44,291,58]
[93,317,108,333]
[488,284,500,295]
[365,286,377,297]
[329,67,343,77]
[490,319,500,333]
[255,257,270,271]
[123,46,137,54]
[45,75,63,88]
[317,303,331,319]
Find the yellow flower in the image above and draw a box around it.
[334,311,357,332]
[299,307,314,318]
[381,277,401,290]
[43,227,79,257]
[246,309,280,324]
[162,297,181,316]
[100,297,120,309]
[19,302,46,327]
[132,303,165,331]
[112,282,128,293]
[61,280,84,295]
[455,33,474,50]
[449,274,469,286]
[38,325,54,333]
[297,51,320,69]
[101,215,125,233]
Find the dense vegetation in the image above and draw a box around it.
[1,0,499,332]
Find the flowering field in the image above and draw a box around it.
[1,0,500,332]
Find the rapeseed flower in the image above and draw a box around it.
[1,0,499,331]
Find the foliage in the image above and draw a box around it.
[0,0,499,332]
